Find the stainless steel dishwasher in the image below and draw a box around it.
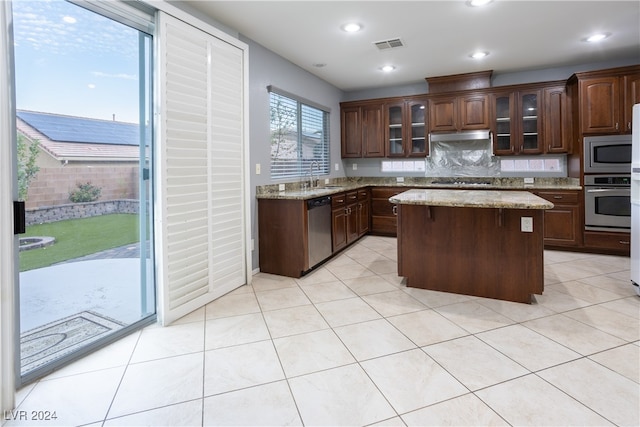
[307,196,332,269]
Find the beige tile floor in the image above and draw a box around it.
[6,236,640,427]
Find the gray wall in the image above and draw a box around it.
[243,37,344,271]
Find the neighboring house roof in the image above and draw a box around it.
[16,110,141,162]
[17,110,139,145]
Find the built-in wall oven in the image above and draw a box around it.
[584,175,631,231]
[584,135,633,174]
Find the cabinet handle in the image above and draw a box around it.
[615,122,619,130]
[553,196,563,200]
[336,199,344,203]
[629,122,632,130]
[620,240,630,245]
[392,205,397,216]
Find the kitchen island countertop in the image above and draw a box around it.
[389,189,555,210]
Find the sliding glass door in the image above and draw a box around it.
[12,0,155,383]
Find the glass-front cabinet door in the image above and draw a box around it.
[520,90,542,154]
[408,100,427,156]
[386,103,404,156]
[492,90,542,155]
[493,92,515,155]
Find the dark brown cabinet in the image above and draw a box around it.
[569,65,640,135]
[258,199,308,277]
[428,93,489,133]
[331,191,363,252]
[492,88,543,155]
[584,231,631,255]
[534,190,582,247]
[370,187,406,236]
[331,193,348,252]
[386,98,428,157]
[340,102,384,158]
[345,191,359,244]
[543,85,571,154]
[356,188,370,236]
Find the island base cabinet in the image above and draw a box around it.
[397,204,544,303]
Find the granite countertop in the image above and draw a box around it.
[390,189,555,210]
[256,177,581,200]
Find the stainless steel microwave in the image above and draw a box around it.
[584,135,632,174]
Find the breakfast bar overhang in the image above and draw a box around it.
[390,189,554,304]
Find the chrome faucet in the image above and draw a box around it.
[309,161,319,188]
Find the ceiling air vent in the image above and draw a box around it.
[374,38,404,50]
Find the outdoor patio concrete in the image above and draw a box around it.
[19,257,154,332]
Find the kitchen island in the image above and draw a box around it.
[390,189,554,303]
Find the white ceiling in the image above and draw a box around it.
[181,1,640,92]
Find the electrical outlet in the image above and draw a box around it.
[278,183,285,191]
[524,177,534,185]
[324,178,329,184]
[521,217,533,232]
[255,163,261,175]
[352,163,358,170]
[334,163,339,171]
[396,176,405,183]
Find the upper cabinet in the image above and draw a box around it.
[491,88,543,155]
[386,97,428,157]
[340,102,384,158]
[569,65,640,135]
[428,93,489,133]
[544,85,571,154]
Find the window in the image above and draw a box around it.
[269,88,330,180]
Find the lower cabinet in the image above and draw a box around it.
[534,190,582,248]
[331,193,347,252]
[584,231,631,255]
[332,190,367,252]
[258,198,307,277]
[357,188,370,236]
[371,187,407,236]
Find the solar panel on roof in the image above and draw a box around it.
[16,111,140,146]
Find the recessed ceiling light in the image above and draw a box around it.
[585,32,611,43]
[380,65,396,72]
[470,51,489,59]
[466,0,493,7]
[342,23,362,33]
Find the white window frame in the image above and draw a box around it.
[268,86,330,180]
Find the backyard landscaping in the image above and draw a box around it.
[19,213,139,271]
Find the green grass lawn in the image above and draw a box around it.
[19,214,139,271]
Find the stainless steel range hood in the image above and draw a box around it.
[429,129,491,143]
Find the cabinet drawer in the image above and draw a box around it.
[371,199,398,216]
[371,187,405,199]
[346,191,359,204]
[357,188,370,201]
[331,192,346,208]
[535,191,580,205]
[584,231,631,253]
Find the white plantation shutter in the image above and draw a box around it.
[157,12,248,325]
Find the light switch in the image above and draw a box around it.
[521,217,533,232]
[335,163,339,171]
[255,163,261,175]
[352,163,358,170]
